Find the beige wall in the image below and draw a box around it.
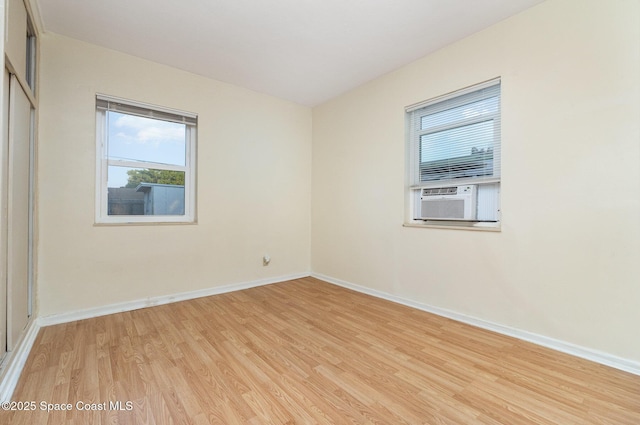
[37,34,312,316]
[312,0,640,361]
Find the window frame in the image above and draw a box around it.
[405,79,501,229]
[26,16,37,93]
[95,95,197,224]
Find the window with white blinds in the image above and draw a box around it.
[408,80,501,186]
[406,79,501,227]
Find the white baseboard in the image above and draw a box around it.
[38,272,310,327]
[0,318,41,402]
[311,272,640,376]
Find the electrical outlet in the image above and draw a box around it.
[263,255,271,266]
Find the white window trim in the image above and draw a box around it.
[95,95,197,224]
[405,79,501,230]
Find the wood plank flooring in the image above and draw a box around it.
[2,277,639,424]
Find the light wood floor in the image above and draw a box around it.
[2,277,639,424]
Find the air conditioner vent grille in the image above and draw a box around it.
[422,186,458,196]
[421,198,465,219]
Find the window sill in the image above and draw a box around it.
[403,221,501,232]
[94,218,197,226]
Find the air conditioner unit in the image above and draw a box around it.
[418,185,477,221]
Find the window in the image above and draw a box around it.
[406,79,501,227]
[26,17,37,92]
[95,95,197,224]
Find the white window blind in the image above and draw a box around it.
[408,80,501,187]
[96,96,197,126]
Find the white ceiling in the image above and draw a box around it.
[33,0,544,106]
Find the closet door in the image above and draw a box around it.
[6,74,32,350]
